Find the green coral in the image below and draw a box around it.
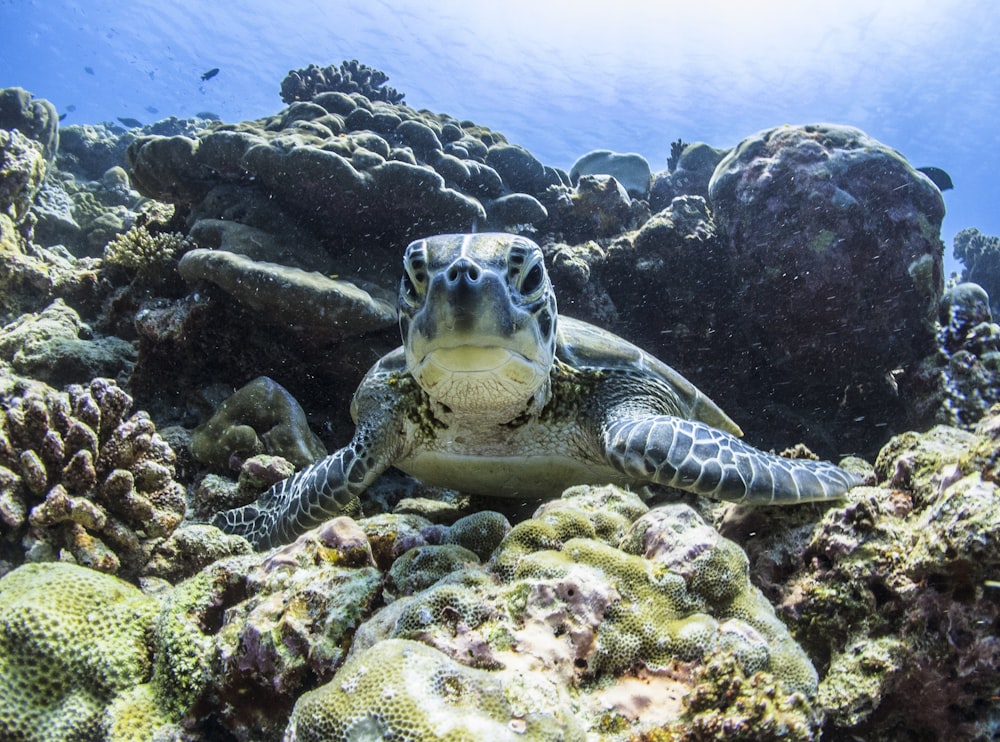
[102,225,185,279]
[387,543,481,598]
[442,510,511,560]
[0,562,160,742]
[676,650,820,741]
[287,638,582,741]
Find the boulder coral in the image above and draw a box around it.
[189,375,328,472]
[708,123,945,394]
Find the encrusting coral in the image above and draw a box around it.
[0,374,186,578]
[720,406,1000,739]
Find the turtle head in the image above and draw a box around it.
[399,233,557,419]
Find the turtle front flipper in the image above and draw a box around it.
[211,439,388,549]
[603,417,861,503]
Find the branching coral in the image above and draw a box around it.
[280,59,405,104]
[953,227,1000,312]
[0,375,186,578]
[103,224,186,281]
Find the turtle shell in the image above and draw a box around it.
[555,315,743,437]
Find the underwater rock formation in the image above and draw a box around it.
[177,248,396,337]
[0,374,186,578]
[569,149,652,197]
[708,123,945,394]
[189,375,327,471]
[718,408,1000,739]
[650,141,729,209]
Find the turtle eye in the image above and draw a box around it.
[519,260,546,299]
[401,245,429,305]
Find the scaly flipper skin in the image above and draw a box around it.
[603,416,861,503]
[211,444,371,549]
[212,373,405,550]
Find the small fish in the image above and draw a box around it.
[916,166,954,191]
[58,113,67,121]
[117,117,144,128]
[200,67,220,81]
[84,66,95,75]
[66,104,77,112]
[145,105,159,114]
[195,111,221,120]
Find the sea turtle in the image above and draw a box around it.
[214,233,860,549]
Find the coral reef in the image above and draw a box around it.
[0,562,162,741]
[189,375,327,471]
[2,69,996,741]
[569,149,652,197]
[0,485,824,741]
[280,59,406,105]
[717,408,1000,739]
[0,374,186,578]
[953,227,1000,315]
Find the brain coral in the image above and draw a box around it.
[0,375,186,578]
[0,562,160,742]
[286,638,584,742]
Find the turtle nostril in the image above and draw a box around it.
[446,259,481,283]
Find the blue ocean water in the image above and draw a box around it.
[2,0,998,275]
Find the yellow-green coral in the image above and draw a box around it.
[0,562,160,742]
[103,225,185,278]
[286,638,583,741]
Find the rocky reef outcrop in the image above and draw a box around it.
[1,73,996,742]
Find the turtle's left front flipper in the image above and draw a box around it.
[603,416,861,503]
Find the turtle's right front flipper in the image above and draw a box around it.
[212,441,385,549]
[213,363,409,550]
